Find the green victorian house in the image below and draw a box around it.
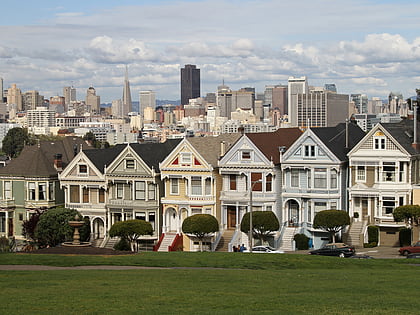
[0,136,91,239]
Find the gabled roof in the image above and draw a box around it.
[83,145,126,173]
[246,128,303,164]
[311,123,365,161]
[129,139,182,171]
[0,137,92,177]
[187,134,241,166]
[380,119,420,155]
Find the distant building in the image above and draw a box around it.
[139,91,156,116]
[288,76,308,127]
[23,90,44,111]
[351,94,368,114]
[7,84,23,111]
[49,95,65,114]
[180,64,200,106]
[86,86,100,113]
[122,66,132,117]
[63,86,76,108]
[27,107,55,129]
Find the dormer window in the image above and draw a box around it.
[304,145,315,157]
[78,164,88,175]
[374,137,386,150]
[180,153,192,165]
[126,159,135,169]
[241,151,251,160]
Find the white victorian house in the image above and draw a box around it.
[281,123,365,249]
[218,128,302,251]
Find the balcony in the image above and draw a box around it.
[25,200,58,209]
[107,199,158,207]
[220,191,276,201]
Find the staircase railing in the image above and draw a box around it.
[153,233,165,251]
[274,221,288,249]
[169,233,183,251]
[228,229,242,252]
[211,230,222,252]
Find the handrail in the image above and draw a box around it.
[153,233,165,251]
[211,230,222,251]
[169,233,183,251]
[274,221,288,249]
[228,229,241,252]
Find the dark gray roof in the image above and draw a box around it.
[0,137,92,177]
[83,145,125,173]
[311,123,365,161]
[381,119,420,155]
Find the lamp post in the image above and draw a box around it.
[249,179,262,253]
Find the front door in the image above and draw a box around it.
[8,218,13,236]
[288,200,299,227]
[227,207,236,229]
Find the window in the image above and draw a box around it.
[78,164,88,175]
[382,162,395,182]
[382,197,395,215]
[116,183,124,199]
[28,182,36,200]
[191,177,202,195]
[49,183,54,200]
[135,212,146,221]
[126,159,135,169]
[314,168,327,189]
[304,145,315,157]
[38,183,47,200]
[291,169,299,187]
[148,183,155,200]
[4,181,11,199]
[180,153,192,165]
[70,185,80,203]
[330,170,337,189]
[99,188,105,203]
[251,173,262,191]
[205,178,212,195]
[307,170,311,188]
[82,187,89,203]
[266,174,272,192]
[229,175,237,191]
[356,166,366,182]
[330,201,337,209]
[170,178,179,195]
[241,151,251,160]
[0,213,4,233]
[399,162,405,182]
[374,137,386,150]
[149,212,156,230]
[314,202,327,215]
[135,181,145,200]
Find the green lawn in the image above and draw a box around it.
[0,252,419,314]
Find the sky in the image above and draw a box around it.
[1,0,420,103]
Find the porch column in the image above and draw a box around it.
[4,211,8,237]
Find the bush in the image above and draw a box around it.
[293,234,309,250]
[114,238,131,251]
[399,227,412,247]
[367,225,379,245]
[363,242,377,248]
[354,212,359,218]
[0,236,10,252]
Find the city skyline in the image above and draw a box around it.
[1,0,420,103]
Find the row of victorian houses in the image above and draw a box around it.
[1,118,420,251]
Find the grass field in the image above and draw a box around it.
[0,252,419,314]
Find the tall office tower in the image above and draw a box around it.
[350,94,368,114]
[288,76,308,126]
[296,87,349,128]
[180,64,200,106]
[217,83,233,118]
[112,99,123,117]
[86,86,100,113]
[122,66,132,116]
[23,90,44,111]
[7,84,23,111]
[264,85,288,115]
[368,97,383,114]
[324,84,337,93]
[63,86,76,108]
[139,90,156,115]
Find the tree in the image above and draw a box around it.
[313,210,350,243]
[393,205,420,227]
[2,127,30,158]
[182,214,219,251]
[109,219,153,252]
[240,211,280,245]
[34,207,88,247]
[22,208,47,241]
[83,131,101,148]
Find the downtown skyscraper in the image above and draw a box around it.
[180,64,200,107]
[122,65,133,116]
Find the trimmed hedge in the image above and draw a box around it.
[367,225,379,245]
[293,234,309,250]
[399,227,412,247]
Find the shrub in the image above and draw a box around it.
[0,236,10,252]
[114,238,132,251]
[354,212,359,218]
[363,242,377,248]
[293,234,309,250]
[399,227,412,247]
[367,225,379,245]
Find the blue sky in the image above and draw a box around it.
[1,0,420,102]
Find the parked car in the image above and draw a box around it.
[399,241,420,256]
[406,253,420,259]
[244,246,284,253]
[309,243,356,257]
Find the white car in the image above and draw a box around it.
[244,246,284,253]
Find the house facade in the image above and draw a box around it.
[348,120,420,246]
[281,123,365,249]
[159,134,240,251]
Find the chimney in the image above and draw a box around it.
[412,102,420,150]
[220,141,226,157]
[54,153,63,170]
